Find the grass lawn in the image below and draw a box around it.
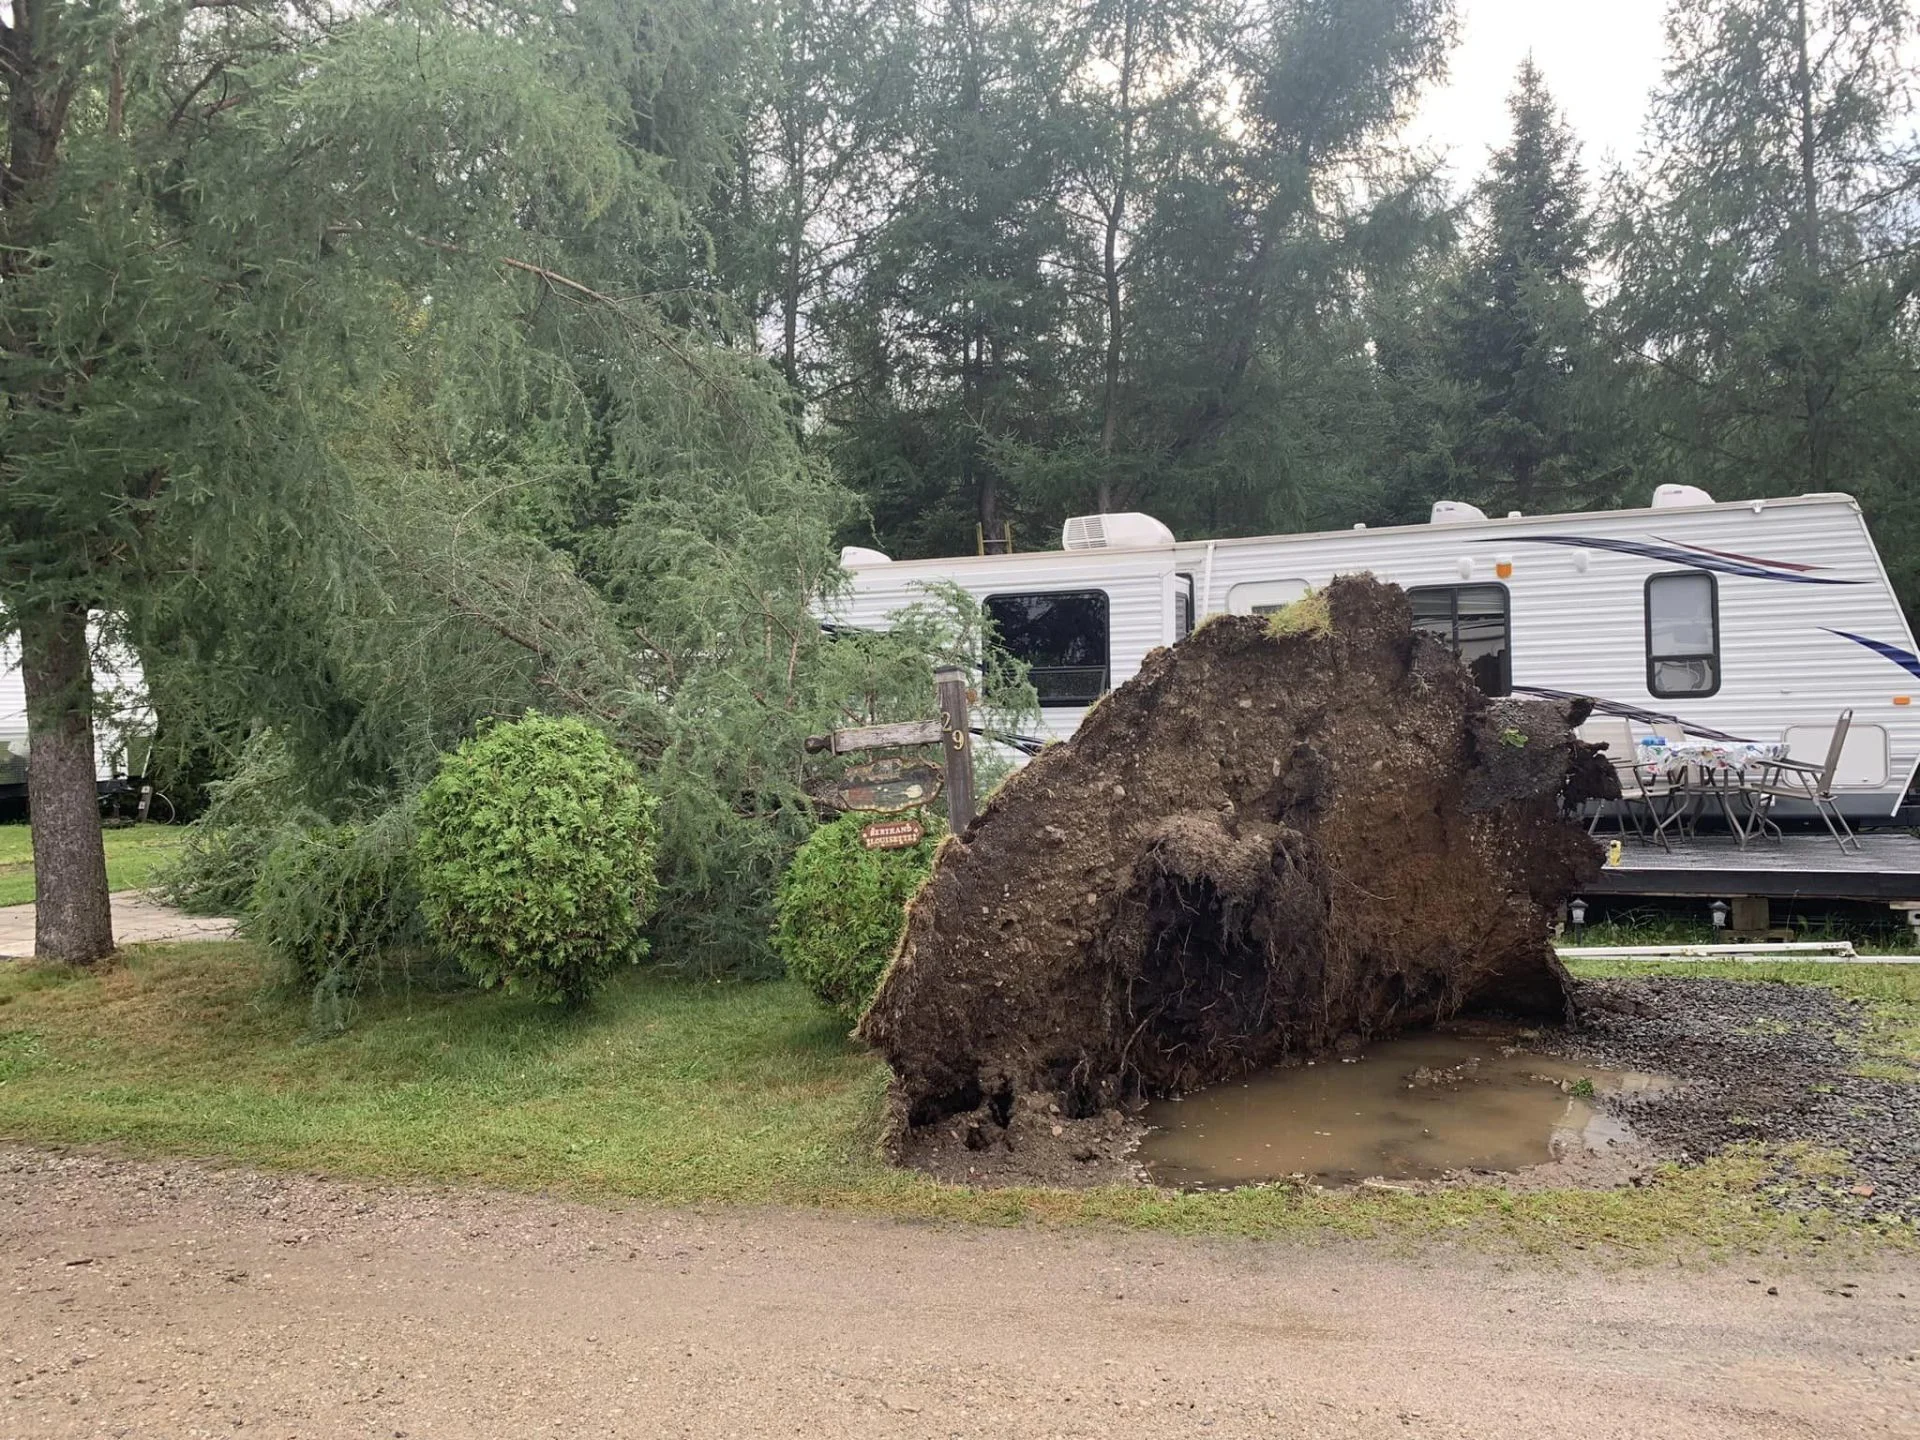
[0,943,1913,1256]
[0,825,185,908]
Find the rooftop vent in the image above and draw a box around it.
[839,545,892,567]
[1652,484,1715,509]
[1062,512,1176,551]
[1429,500,1488,525]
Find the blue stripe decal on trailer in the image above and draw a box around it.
[1493,535,1864,584]
[1825,629,1920,681]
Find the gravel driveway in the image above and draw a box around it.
[1558,976,1920,1219]
[4,1148,1916,1439]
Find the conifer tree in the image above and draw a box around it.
[0,0,792,960]
[1441,60,1606,513]
[1607,0,1920,600]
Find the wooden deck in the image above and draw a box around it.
[1587,831,1920,901]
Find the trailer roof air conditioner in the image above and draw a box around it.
[1652,484,1715,509]
[839,545,892,567]
[1062,512,1176,551]
[1429,501,1488,525]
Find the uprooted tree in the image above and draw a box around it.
[856,575,1616,1177]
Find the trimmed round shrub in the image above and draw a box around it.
[773,811,943,1019]
[414,714,659,1006]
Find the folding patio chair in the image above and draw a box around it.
[1747,710,1861,853]
[1578,717,1677,850]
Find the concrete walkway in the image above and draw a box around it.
[0,891,237,958]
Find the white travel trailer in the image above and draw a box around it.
[0,629,154,796]
[825,487,1920,822]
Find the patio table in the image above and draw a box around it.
[1633,740,1789,847]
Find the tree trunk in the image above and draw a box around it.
[19,604,114,963]
[955,1,1000,551]
[1794,0,1819,275]
[781,189,804,391]
[1793,0,1829,489]
[1096,199,1123,516]
[2,0,79,222]
[965,323,1001,549]
[1095,0,1140,517]
[779,10,810,394]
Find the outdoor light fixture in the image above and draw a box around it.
[1569,897,1587,939]
[1711,900,1729,930]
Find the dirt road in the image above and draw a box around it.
[3,1149,1915,1439]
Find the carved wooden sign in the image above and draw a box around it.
[801,667,976,834]
[860,818,926,851]
[831,757,944,813]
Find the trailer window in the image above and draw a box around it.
[1407,584,1511,696]
[1175,573,1196,640]
[1645,571,1719,697]
[985,590,1110,708]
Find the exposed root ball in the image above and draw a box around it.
[855,575,1615,1183]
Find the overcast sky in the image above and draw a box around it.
[1404,0,1673,190]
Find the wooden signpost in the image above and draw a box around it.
[804,665,975,836]
[933,667,975,833]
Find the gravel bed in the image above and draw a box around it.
[1553,976,1920,1223]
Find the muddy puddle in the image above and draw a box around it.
[1138,1032,1670,1190]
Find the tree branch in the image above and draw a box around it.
[409,234,733,401]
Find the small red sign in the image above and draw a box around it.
[860,819,926,851]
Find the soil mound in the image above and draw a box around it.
[855,575,1615,1183]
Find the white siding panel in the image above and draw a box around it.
[0,637,23,743]
[0,637,25,783]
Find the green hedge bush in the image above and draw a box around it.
[414,714,659,1006]
[773,811,943,1020]
[157,730,314,915]
[249,804,428,1000]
